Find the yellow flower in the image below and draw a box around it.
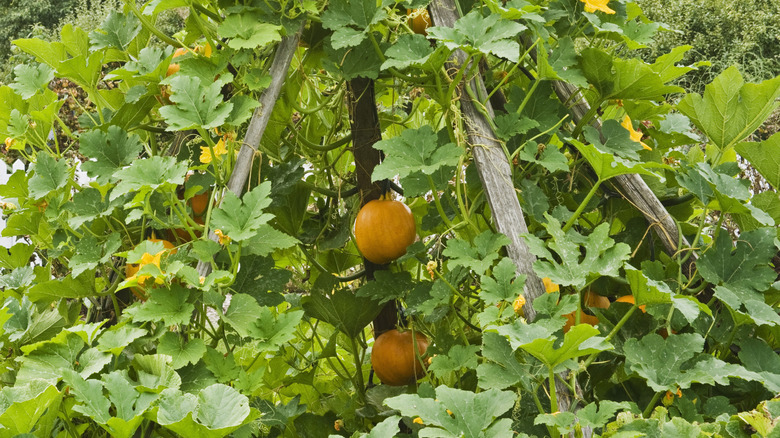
[129,250,165,284]
[334,419,344,431]
[214,229,231,245]
[542,277,559,293]
[621,115,651,150]
[513,294,526,314]
[199,138,228,164]
[580,0,615,14]
[413,417,424,425]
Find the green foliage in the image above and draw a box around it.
[637,0,780,92]
[0,0,778,435]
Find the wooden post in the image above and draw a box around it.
[347,77,399,337]
[428,0,582,426]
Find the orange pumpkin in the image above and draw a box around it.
[407,9,432,35]
[354,195,416,264]
[583,291,610,309]
[563,311,600,333]
[189,190,211,217]
[616,295,646,313]
[371,329,429,386]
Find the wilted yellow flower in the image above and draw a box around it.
[199,276,206,285]
[513,294,526,314]
[426,260,438,279]
[580,0,615,14]
[199,138,228,164]
[621,115,651,150]
[542,277,559,293]
[214,229,231,245]
[334,419,344,431]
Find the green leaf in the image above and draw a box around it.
[202,348,240,383]
[579,48,683,101]
[132,354,182,392]
[541,36,587,87]
[443,230,511,275]
[0,243,33,271]
[678,67,780,152]
[89,11,141,50]
[242,224,299,256]
[428,345,481,377]
[66,188,122,228]
[321,0,387,49]
[28,154,68,199]
[158,332,207,370]
[10,63,54,99]
[372,126,461,181]
[222,294,263,338]
[156,385,257,437]
[26,272,96,302]
[570,138,667,180]
[381,34,434,70]
[624,333,762,392]
[577,400,632,429]
[516,142,569,174]
[77,348,112,378]
[195,384,251,429]
[323,37,383,80]
[97,325,147,355]
[583,120,645,160]
[385,386,515,437]
[427,11,526,62]
[477,332,531,390]
[302,283,383,337]
[210,182,275,242]
[698,228,776,293]
[356,271,416,305]
[246,308,303,352]
[79,126,144,184]
[738,338,780,393]
[525,215,631,290]
[159,75,233,131]
[111,156,188,201]
[133,285,194,327]
[625,265,708,323]
[69,233,122,277]
[519,324,612,368]
[0,380,61,436]
[736,132,780,191]
[479,258,525,306]
[218,12,283,50]
[231,255,288,307]
[62,369,111,424]
[5,295,64,345]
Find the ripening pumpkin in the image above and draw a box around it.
[407,9,431,35]
[189,190,211,217]
[583,290,610,309]
[371,329,429,386]
[563,311,599,333]
[354,195,416,264]
[616,295,646,313]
